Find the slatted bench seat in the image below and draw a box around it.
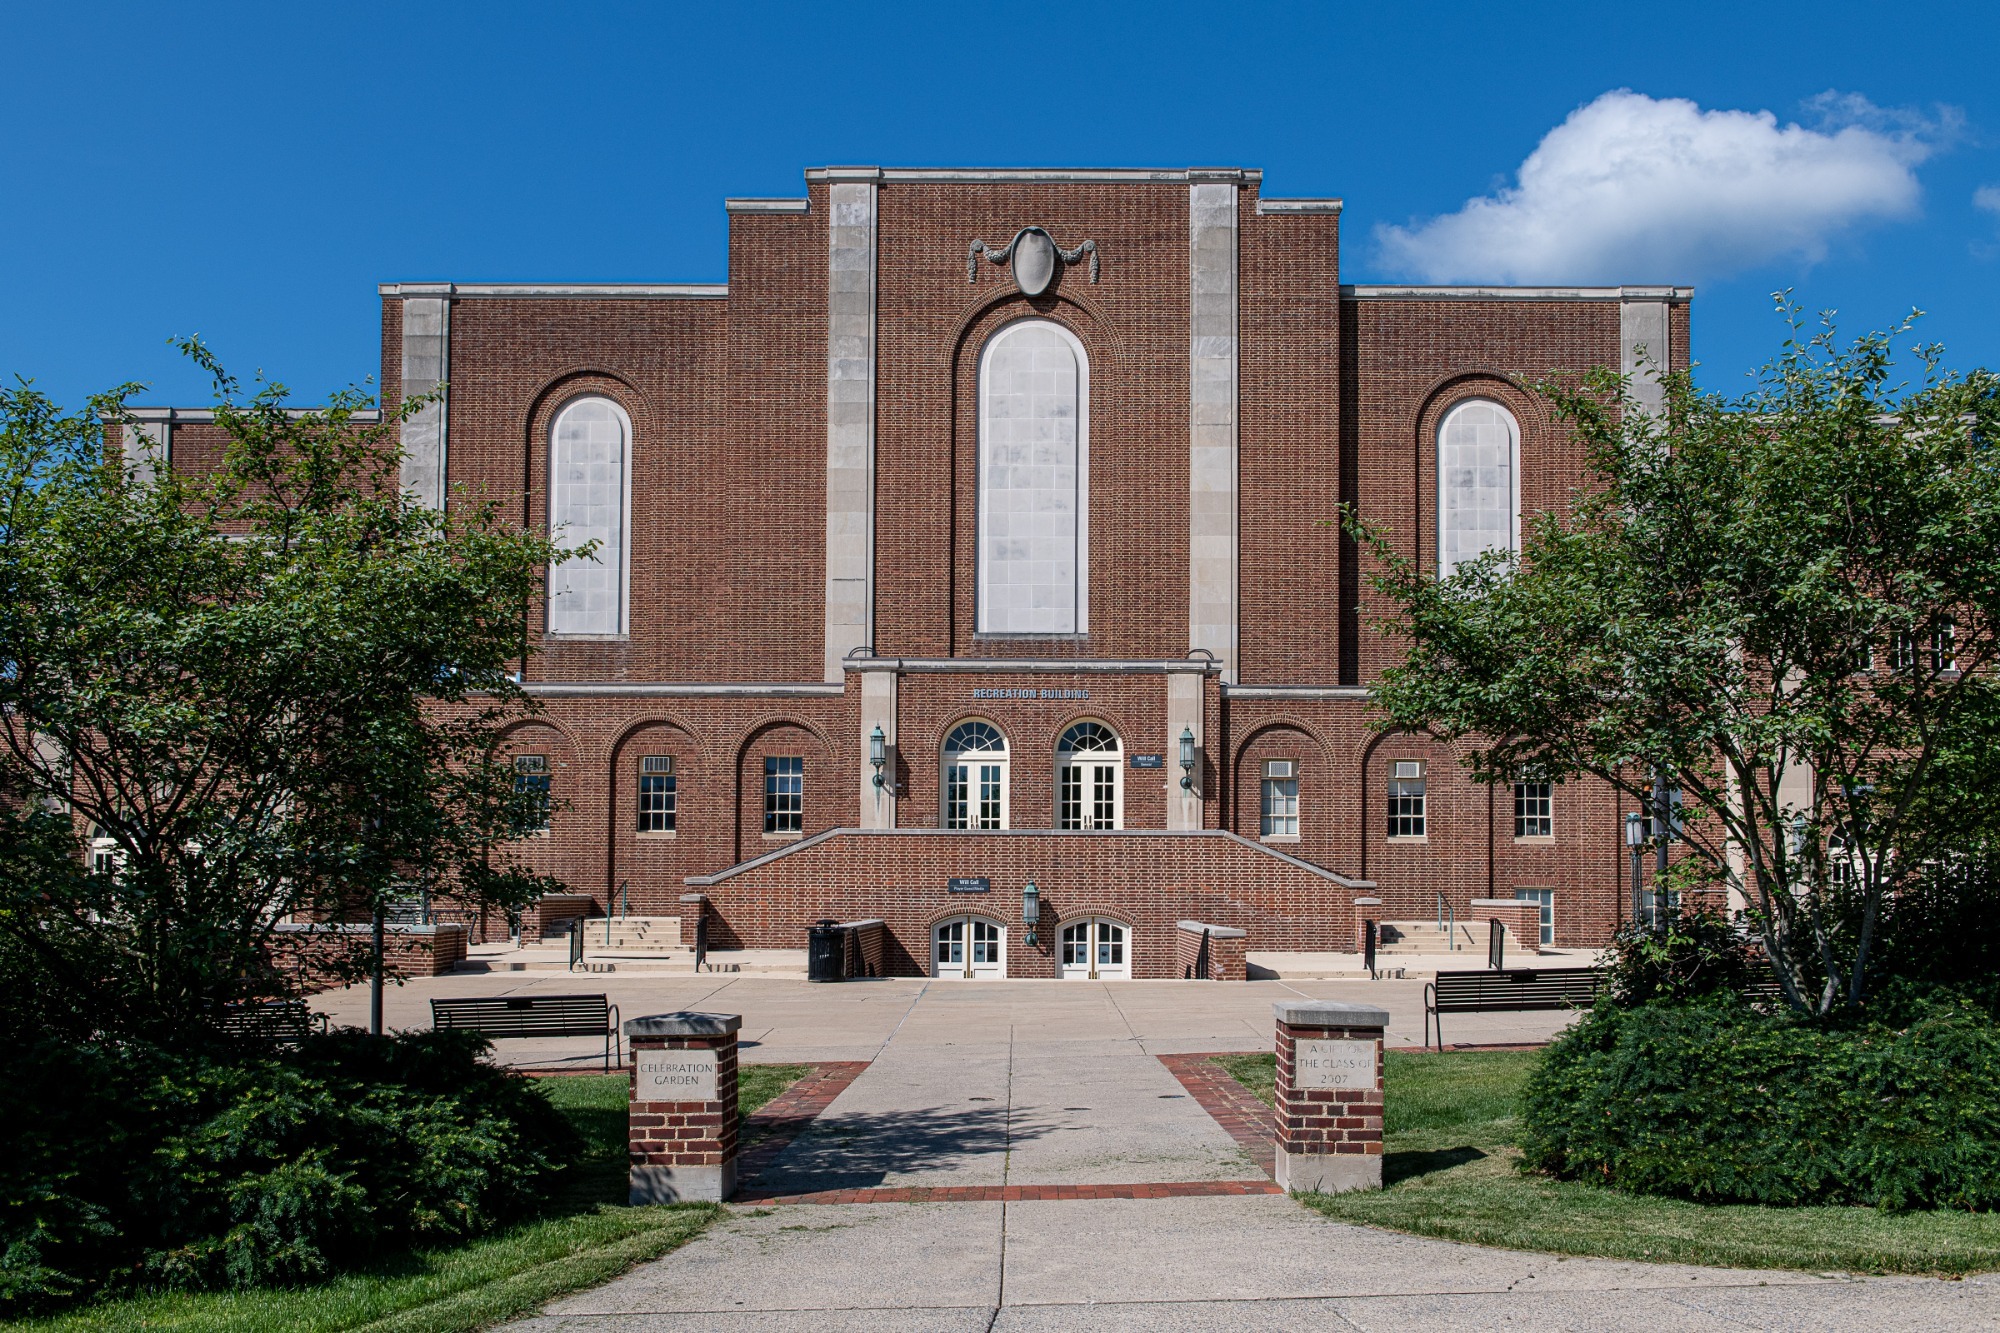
[222,999,328,1044]
[430,993,622,1070]
[1425,967,1602,1049]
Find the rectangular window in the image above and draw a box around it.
[1260,759,1299,838]
[638,755,677,833]
[1513,888,1555,945]
[764,756,803,834]
[1387,760,1426,839]
[1513,772,1553,839]
[1934,621,1957,673]
[1890,630,1919,673]
[513,754,551,834]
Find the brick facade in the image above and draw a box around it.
[131,167,1691,975]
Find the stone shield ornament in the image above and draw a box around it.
[967,229,1101,287]
[1010,228,1058,297]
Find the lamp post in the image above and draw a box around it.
[1625,811,1645,930]
[1022,880,1040,948]
[1178,726,1197,792]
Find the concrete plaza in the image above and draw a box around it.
[308,977,2000,1330]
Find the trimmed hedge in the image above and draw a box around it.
[1521,1001,2000,1211]
[0,1030,578,1313]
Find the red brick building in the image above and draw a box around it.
[127,167,1691,978]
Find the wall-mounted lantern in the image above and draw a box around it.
[869,725,899,793]
[1179,726,1199,793]
[1023,879,1041,947]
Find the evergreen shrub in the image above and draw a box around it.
[1521,1000,2000,1211]
[0,1030,578,1313]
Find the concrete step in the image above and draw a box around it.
[454,948,806,978]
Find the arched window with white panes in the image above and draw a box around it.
[1056,721,1121,830]
[547,395,632,636]
[942,721,1009,830]
[1436,398,1520,578]
[977,319,1089,634]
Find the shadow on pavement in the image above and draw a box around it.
[748,1103,1060,1191]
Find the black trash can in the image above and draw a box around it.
[807,919,847,983]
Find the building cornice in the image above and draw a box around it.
[804,166,1264,185]
[1256,198,1343,215]
[521,682,841,698]
[842,656,1222,675]
[114,407,382,424]
[1221,684,1372,699]
[725,198,811,214]
[377,283,727,300]
[1342,284,1693,302]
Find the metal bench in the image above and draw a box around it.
[221,999,328,1044]
[430,993,622,1070]
[1424,967,1602,1049]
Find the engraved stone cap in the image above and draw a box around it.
[1273,1000,1389,1029]
[624,1011,742,1038]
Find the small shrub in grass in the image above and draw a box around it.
[1600,905,1764,1008]
[0,1030,578,1314]
[1522,999,2000,1211]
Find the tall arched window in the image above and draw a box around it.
[1057,721,1121,830]
[942,721,1009,830]
[1437,398,1520,578]
[978,320,1089,634]
[547,396,632,636]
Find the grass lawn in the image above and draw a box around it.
[11,1063,814,1333]
[1217,1049,2000,1276]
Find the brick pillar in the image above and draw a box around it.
[625,1012,741,1203]
[1272,999,1387,1194]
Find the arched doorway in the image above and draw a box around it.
[1058,917,1130,980]
[1056,721,1122,830]
[933,915,1007,980]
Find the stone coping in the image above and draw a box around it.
[1175,920,1247,939]
[273,921,465,936]
[1272,999,1390,1029]
[624,1011,743,1038]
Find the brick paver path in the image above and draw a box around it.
[1157,1051,1277,1176]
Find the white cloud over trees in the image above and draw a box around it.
[1377,91,1942,285]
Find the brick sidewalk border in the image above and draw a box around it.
[1158,1052,1277,1178]
[737,1180,1283,1204]
[736,1060,870,1186]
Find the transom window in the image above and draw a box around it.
[1437,398,1520,578]
[763,756,803,834]
[1260,759,1299,838]
[638,755,677,833]
[1387,759,1426,839]
[977,319,1089,634]
[1513,771,1553,839]
[942,721,1009,830]
[547,396,632,637]
[1057,722,1122,830]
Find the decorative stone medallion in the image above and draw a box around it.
[1011,227,1058,296]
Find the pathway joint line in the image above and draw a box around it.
[732,1179,1285,1204]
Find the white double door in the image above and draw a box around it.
[934,915,1006,979]
[1058,917,1130,980]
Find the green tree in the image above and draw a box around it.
[1353,307,2000,1015]
[0,344,564,1045]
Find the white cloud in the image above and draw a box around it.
[1376,90,1941,285]
[1976,185,2000,216]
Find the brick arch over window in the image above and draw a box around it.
[519,372,649,641]
[732,720,835,862]
[1405,373,1543,583]
[490,719,583,890]
[1231,722,1335,855]
[606,719,704,914]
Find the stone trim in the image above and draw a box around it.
[843,656,1221,674]
[1343,284,1693,302]
[1255,198,1344,214]
[521,682,843,698]
[1188,180,1240,683]
[378,283,727,299]
[824,178,878,681]
[725,198,810,213]
[805,167,1263,184]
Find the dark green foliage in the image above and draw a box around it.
[1521,1001,2000,1211]
[1601,907,1764,1007]
[1864,858,2000,1021]
[0,1031,578,1313]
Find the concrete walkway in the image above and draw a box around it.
[312,973,1580,1068]
[497,983,2000,1331]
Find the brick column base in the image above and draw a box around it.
[625,1012,741,1204]
[1272,999,1387,1195]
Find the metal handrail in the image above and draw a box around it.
[1436,892,1457,950]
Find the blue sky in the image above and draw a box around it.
[4,0,1997,407]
